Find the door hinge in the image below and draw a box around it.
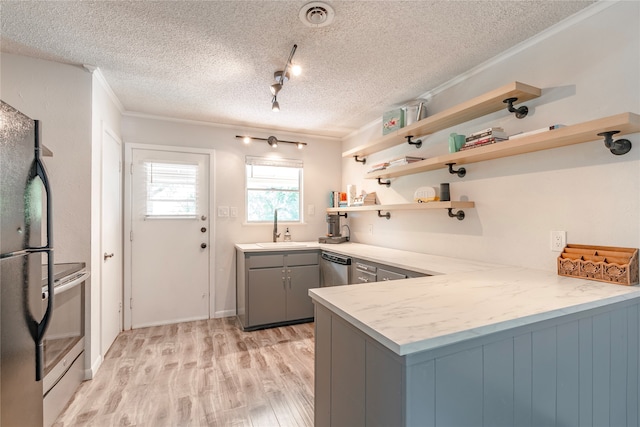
[130,163,134,175]
[130,298,133,309]
[119,161,122,173]
[130,230,133,241]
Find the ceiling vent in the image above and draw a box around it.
[299,2,335,28]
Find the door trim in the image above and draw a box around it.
[123,143,216,330]
[101,122,123,353]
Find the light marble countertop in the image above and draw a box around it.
[235,241,502,276]
[236,241,640,356]
[309,266,640,356]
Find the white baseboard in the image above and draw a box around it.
[214,309,236,319]
[87,354,103,380]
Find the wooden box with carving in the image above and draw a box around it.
[557,244,639,286]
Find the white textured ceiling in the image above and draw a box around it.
[1,1,595,138]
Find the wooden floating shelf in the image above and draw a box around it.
[366,112,640,180]
[343,81,541,159]
[326,201,475,213]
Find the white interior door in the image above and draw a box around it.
[130,148,210,328]
[101,126,123,354]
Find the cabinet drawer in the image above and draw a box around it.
[286,252,319,267]
[353,270,376,284]
[378,268,407,281]
[247,254,284,268]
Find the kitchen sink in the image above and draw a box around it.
[255,242,308,248]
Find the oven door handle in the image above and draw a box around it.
[41,271,90,299]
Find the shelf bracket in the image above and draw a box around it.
[503,97,529,119]
[447,208,466,221]
[377,178,391,187]
[405,135,422,149]
[354,155,367,164]
[331,212,348,218]
[377,210,391,220]
[446,162,466,178]
[597,130,632,155]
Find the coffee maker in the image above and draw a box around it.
[318,213,348,243]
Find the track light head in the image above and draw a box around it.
[269,45,298,112]
[236,135,307,149]
[270,83,282,96]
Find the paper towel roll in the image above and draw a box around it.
[347,185,357,206]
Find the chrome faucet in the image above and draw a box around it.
[273,209,281,242]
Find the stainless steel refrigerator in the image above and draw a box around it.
[1,100,54,426]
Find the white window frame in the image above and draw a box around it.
[245,156,303,223]
[142,160,199,219]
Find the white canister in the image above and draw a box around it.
[403,101,427,126]
[347,185,357,206]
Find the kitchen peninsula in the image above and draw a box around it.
[299,243,640,427]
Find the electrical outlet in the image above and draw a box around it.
[308,204,315,216]
[551,231,566,252]
[368,224,373,235]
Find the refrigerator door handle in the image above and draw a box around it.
[30,120,54,381]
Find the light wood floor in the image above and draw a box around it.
[54,318,315,426]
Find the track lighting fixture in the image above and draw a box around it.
[236,135,307,149]
[270,44,299,112]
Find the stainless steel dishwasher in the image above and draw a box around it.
[320,252,351,286]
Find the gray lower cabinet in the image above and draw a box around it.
[378,267,407,281]
[237,249,319,330]
[351,258,424,284]
[314,298,640,426]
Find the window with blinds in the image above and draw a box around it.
[144,161,198,218]
[245,156,303,223]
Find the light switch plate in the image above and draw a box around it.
[230,207,238,218]
[218,206,229,217]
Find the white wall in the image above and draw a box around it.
[342,1,640,271]
[1,53,93,264]
[121,115,342,317]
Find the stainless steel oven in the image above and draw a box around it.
[41,262,89,427]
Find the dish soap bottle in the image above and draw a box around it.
[284,227,291,242]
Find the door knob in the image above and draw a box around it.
[104,252,114,261]
[201,243,207,249]
[201,215,207,221]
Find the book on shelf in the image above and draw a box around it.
[329,191,347,207]
[467,126,504,138]
[468,126,504,136]
[509,124,565,140]
[459,137,506,151]
[352,191,377,206]
[387,156,425,167]
[466,129,508,142]
[367,162,389,173]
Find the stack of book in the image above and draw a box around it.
[329,191,348,208]
[352,192,377,207]
[387,156,425,168]
[460,127,508,151]
[367,161,389,174]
